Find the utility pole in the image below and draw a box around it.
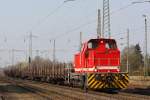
[28,32,38,75]
[28,32,32,75]
[80,32,82,51]
[29,32,32,64]
[53,39,56,62]
[12,49,14,66]
[52,39,56,78]
[103,0,111,38]
[28,32,38,63]
[143,15,148,76]
[97,9,102,38]
[127,29,129,74]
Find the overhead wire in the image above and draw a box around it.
[110,3,134,15]
[28,0,84,32]
[26,0,137,41]
[28,2,66,32]
[53,19,96,39]
[52,1,137,40]
[22,0,149,52]
[112,26,148,38]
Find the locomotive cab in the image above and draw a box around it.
[87,39,120,73]
[74,38,120,73]
[88,39,117,51]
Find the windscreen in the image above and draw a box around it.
[105,40,117,49]
[88,40,99,49]
[88,39,117,49]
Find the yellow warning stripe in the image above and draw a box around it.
[125,73,129,77]
[99,82,105,88]
[105,83,109,88]
[116,73,129,88]
[94,82,102,89]
[124,76,129,82]
[87,73,129,89]
[88,74,95,83]
[122,79,128,86]
[118,80,126,88]
[88,78,95,86]
[110,82,115,88]
[124,74,129,79]
[122,74,129,86]
[88,74,93,79]
[117,77,125,88]
[111,81,117,88]
[114,76,123,89]
[91,81,99,88]
[116,81,123,88]
[102,82,107,88]
[118,75,128,88]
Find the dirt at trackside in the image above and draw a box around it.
[0,77,48,100]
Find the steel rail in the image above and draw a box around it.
[13,78,150,100]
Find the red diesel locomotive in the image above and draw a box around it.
[74,38,129,90]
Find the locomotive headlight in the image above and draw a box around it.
[117,69,120,72]
[119,74,125,80]
[106,76,113,83]
[100,41,104,43]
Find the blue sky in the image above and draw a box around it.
[0,0,150,67]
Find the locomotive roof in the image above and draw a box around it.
[88,38,116,43]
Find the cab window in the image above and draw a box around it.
[105,41,117,49]
[105,43,110,49]
[88,41,98,49]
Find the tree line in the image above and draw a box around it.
[121,44,150,76]
[4,44,150,76]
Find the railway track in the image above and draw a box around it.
[2,78,82,100]
[1,76,150,100]
[10,78,150,100]
[0,77,50,100]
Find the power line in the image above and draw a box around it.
[110,3,133,15]
[42,1,150,41]
[64,0,76,3]
[54,19,96,39]
[106,21,150,38]
[51,1,138,40]
[112,33,125,37]
[28,0,78,32]
[26,1,138,41]
[28,2,66,32]
[132,0,150,4]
